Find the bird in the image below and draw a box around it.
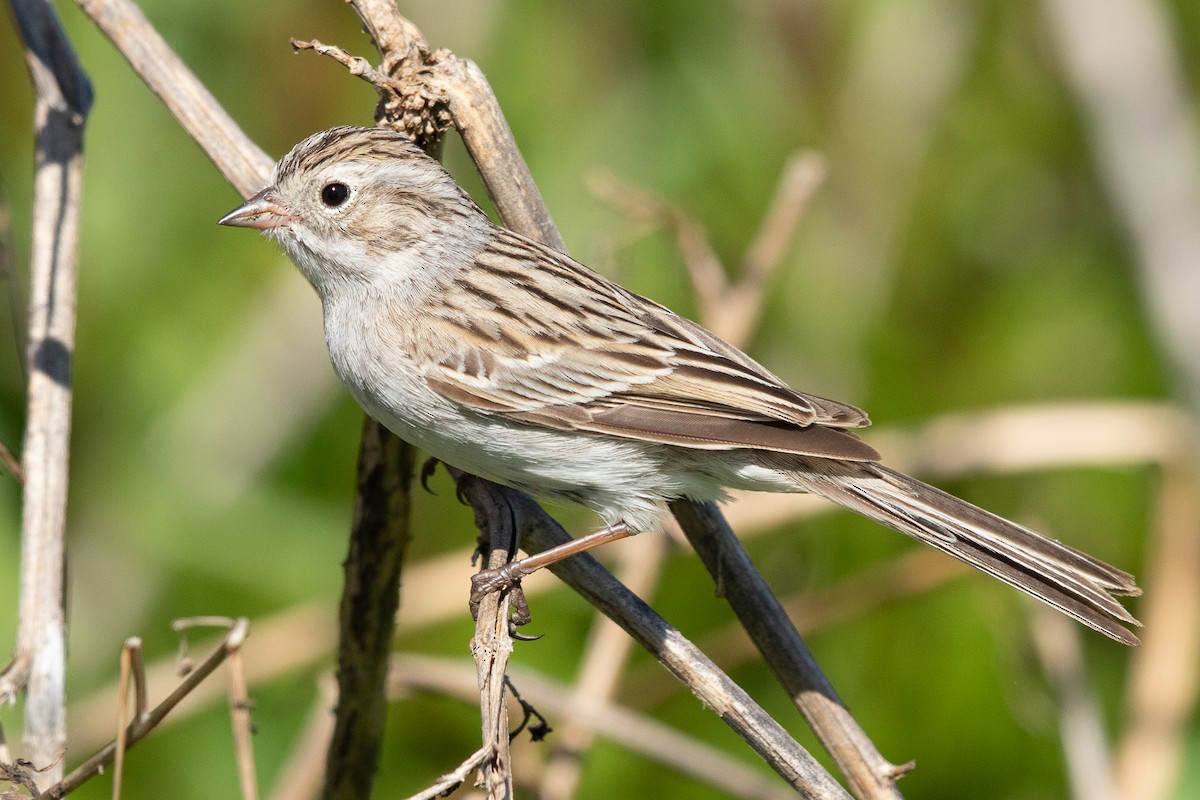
[219,125,1140,644]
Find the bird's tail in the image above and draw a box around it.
[786,460,1142,645]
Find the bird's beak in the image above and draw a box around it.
[218,187,292,230]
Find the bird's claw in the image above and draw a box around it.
[419,457,441,493]
[470,564,535,636]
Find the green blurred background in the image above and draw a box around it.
[1,0,1197,797]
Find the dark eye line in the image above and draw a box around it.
[321,182,350,208]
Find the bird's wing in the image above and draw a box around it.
[411,229,879,462]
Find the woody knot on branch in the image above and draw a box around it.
[291,35,453,152]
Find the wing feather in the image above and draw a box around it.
[410,229,873,459]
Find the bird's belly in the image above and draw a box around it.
[338,361,688,530]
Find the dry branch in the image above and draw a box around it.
[225,639,259,800]
[321,417,416,800]
[4,0,94,789]
[402,746,490,800]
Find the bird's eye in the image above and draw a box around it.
[320,182,350,208]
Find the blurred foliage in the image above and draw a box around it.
[0,1,1195,798]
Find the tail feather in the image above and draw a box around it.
[789,461,1142,645]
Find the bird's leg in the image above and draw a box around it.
[470,521,635,602]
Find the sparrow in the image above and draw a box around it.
[220,126,1140,644]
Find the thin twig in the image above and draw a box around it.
[740,152,826,289]
[725,151,826,346]
[291,38,387,84]
[112,638,142,800]
[175,618,264,796]
[226,644,259,800]
[402,746,490,800]
[392,655,797,800]
[3,0,94,789]
[68,604,336,753]
[39,618,250,800]
[587,170,727,318]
